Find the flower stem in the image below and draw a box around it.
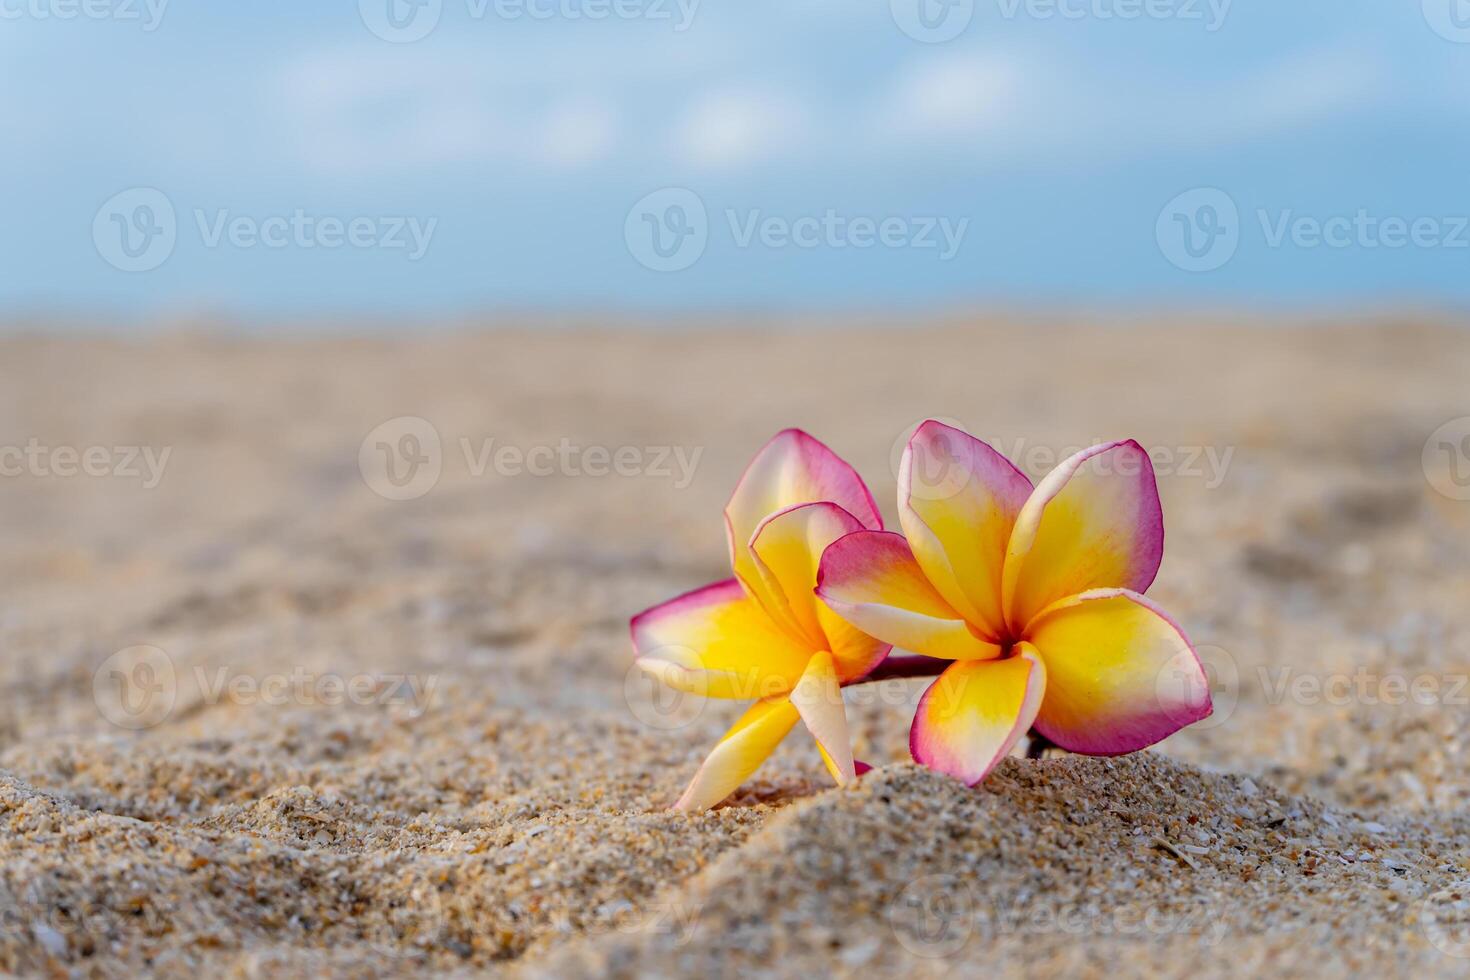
[859,654,951,683]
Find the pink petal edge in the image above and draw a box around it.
[629,577,746,650]
[1027,588,1212,756]
[908,651,1046,787]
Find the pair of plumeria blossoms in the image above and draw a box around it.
[631,423,1213,811]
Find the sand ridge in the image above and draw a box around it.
[1,321,1468,976]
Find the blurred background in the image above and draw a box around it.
[6,4,1470,977]
[5,1,1470,322]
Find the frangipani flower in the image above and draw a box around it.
[816,421,1211,785]
[630,430,892,811]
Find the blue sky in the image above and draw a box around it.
[4,1,1470,320]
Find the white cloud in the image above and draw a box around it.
[878,51,1026,141]
[866,43,1387,164]
[278,48,501,172]
[673,84,810,170]
[272,32,1392,179]
[537,97,620,169]
[277,45,631,173]
[1211,46,1385,140]
[1068,44,1388,155]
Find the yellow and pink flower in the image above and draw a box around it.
[630,430,891,810]
[816,420,1212,785]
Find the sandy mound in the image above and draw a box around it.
[0,709,773,975]
[7,745,1466,977]
[533,754,1470,978]
[1,322,1468,976]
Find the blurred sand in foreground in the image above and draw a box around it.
[2,318,1469,977]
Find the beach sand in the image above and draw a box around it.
[2,319,1469,977]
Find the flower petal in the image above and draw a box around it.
[816,530,1002,662]
[1025,588,1211,755]
[631,579,813,700]
[750,503,892,682]
[1002,440,1164,631]
[819,750,874,780]
[725,430,882,626]
[789,650,855,785]
[909,649,1046,786]
[673,696,801,811]
[899,421,1033,640]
